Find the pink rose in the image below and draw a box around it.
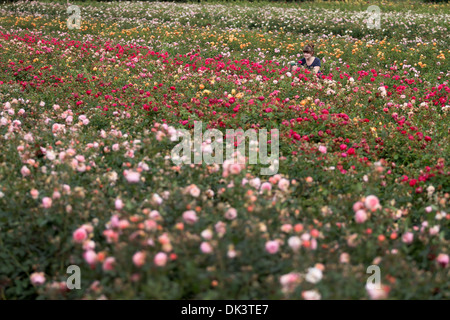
[355,209,368,224]
[201,229,213,240]
[302,290,321,300]
[154,252,168,267]
[402,232,414,244]
[115,198,124,210]
[102,257,116,271]
[281,224,293,233]
[83,250,98,265]
[288,236,301,251]
[182,210,198,225]
[436,254,449,268]
[340,253,350,264]
[30,272,46,286]
[149,210,161,220]
[42,197,52,209]
[366,284,390,300]
[189,184,201,197]
[30,189,39,199]
[280,272,301,287]
[280,272,301,294]
[124,170,140,183]
[73,227,88,243]
[200,242,213,254]
[318,146,327,154]
[215,221,226,237]
[278,178,290,192]
[311,238,318,250]
[429,225,440,236]
[229,163,242,175]
[21,166,31,177]
[365,195,380,211]
[260,182,272,192]
[224,208,237,220]
[132,251,146,267]
[352,201,364,212]
[265,240,279,254]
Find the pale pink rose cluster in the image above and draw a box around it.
[153,122,179,142]
[200,242,214,254]
[260,181,272,193]
[279,272,301,294]
[248,177,261,189]
[21,165,31,177]
[30,188,39,199]
[42,197,52,209]
[133,251,146,267]
[152,193,163,205]
[133,251,168,268]
[222,152,246,178]
[154,252,168,267]
[265,240,280,254]
[277,178,290,192]
[302,290,322,300]
[183,210,198,225]
[51,123,66,135]
[123,169,141,183]
[109,214,130,230]
[366,283,390,300]
[268,174,282,185]
[78,114,90,126]
[201,229,213,240]
[215,221,227,237]
[287,236,301,251]
[83,250,98,266]
[185,184,201,197]
[352,195,381,224]
[305,267,323,284]
[115,198,124,210]
[224,207,237,220]
[365,195,381,211]
[30,272,46,286]
[69,155,87,173]
[401,232,414,244]
[242,175,292,194]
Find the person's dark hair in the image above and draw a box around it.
[303,43,315,56]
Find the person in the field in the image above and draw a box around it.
[289,43,322,76]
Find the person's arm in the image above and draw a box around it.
[312,58,321,74]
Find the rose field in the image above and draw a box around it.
[0,0,449,300]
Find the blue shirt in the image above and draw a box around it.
[298,57,321,71]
